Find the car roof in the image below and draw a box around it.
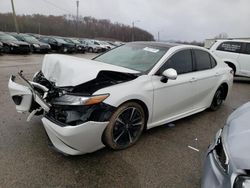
[130,41,178,48]
[129,41,206,51]
[215,39,250,43]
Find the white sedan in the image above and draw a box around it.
[8,42,233,155]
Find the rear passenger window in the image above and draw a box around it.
[217,42,242,53]
[210,55,217,68]
[245,43,250,54]
[194,50,211,71]
[157,49,193,74]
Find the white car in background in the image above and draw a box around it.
[8,42,233,155]
[210,40,250,77]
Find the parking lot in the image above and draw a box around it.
[0,53,250,188]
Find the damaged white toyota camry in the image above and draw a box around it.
[9,42,233,155]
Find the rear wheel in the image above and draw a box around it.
[88,47,93,53]
[210,86,224,111]
[103,102,145,150]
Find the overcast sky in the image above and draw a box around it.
[0,0,249,41]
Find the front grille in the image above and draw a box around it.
[19,45,30,52]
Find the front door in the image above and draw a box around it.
[151,49,196,127]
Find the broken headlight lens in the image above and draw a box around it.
[213,136,229,173]
[52,94,109,106]
[234,175,250,188]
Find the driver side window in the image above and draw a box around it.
[157,49,193,75]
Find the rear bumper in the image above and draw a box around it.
[42,117,108,155]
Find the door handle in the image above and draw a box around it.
[215,72,219,77]
[189,77,197,82]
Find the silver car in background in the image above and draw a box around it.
[202,102,250,188]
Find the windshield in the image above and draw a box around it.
[94,43,168,72]
[55,38,67,44]
[23,36,39,43]
[71,39,81,44]
[0,34,18,41]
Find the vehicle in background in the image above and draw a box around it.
[63,38,85,53]
[40,36,76,53]
[79,39,102,53]
[10,33,51,53]
[106,41,118,48]
[202,102,250,188]
[0,32,31,54]
[99,41,115,50]
[0,41,3,53]
[210,40,250,77]
[8,42,233,155]
[26,33,41,40]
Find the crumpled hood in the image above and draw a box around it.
[41,54,139,87]
[225,102,250,169]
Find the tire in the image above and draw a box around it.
[210,86,224,111]
[88,47,93,53]
[103,102,146,150]
[30,46,34,53]
[3,46,10,53]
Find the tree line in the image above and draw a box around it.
[0,13,154,42]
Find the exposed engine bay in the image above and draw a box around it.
[18,70,138,126]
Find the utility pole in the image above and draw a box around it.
[131,20,140,42]
[132,21,134,41]
[11,0,19,33]
[38,23,41,35]
[158,31,160,41]
[76,0,79,37]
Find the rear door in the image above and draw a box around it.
[191,49,220,109]
[238,42,250,76]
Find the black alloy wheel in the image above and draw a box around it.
[210,86,224,111]
[104,102,145,150]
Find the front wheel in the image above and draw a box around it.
[210,86,224,111]
[103,102,146,150]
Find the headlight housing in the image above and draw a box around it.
[52,94,109,106]
[213,136,229,173]
[33,44,40,48]
[234,175,250,188]
[10,42,19,47]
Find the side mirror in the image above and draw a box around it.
[161,68,177,83]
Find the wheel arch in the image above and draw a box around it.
[222,59,239,74]
[220,82,229,100]
[119,99,149,128]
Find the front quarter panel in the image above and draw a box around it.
[93,75,154,125]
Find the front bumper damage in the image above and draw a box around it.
[8,71,111,155]
[42,117,107,155]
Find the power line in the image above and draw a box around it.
[40,0,73,14]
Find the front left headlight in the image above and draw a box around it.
[234,175,250,188]
[10,42,19,47]
[33,44,40,48]
[52,94,109,106]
